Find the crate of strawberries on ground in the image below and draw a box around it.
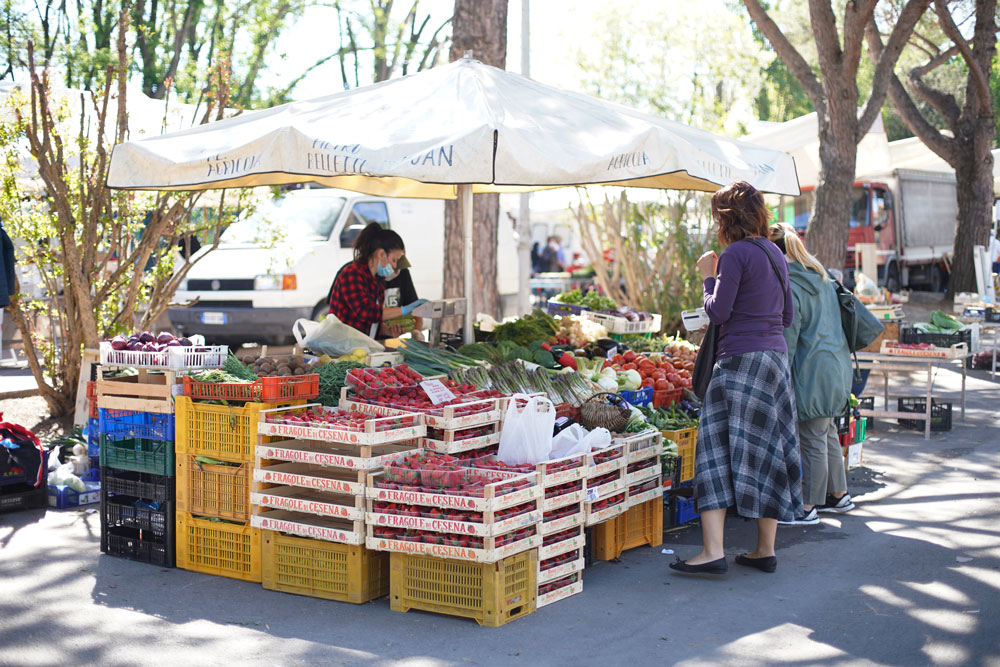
[259,404,425,445]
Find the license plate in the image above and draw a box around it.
[200,312,227,325]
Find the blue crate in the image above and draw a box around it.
[87,417,100,457]
[675,495,700,525]
[546,300,589,316]
[99,409,175,443]
[620,386,653,407]
[48,480,101,509]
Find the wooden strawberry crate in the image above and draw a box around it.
[537,574,582,608]
[880,340,968,359]
[613,430,663,464]
[584,491,628,526]
[585,469,626,501]
[365,470,541,513]
[258,404,425,445]
[418,422,500,455]
[252,463,366,496]
[339,388,501,429]
[540,504,585,535]
[627,476,663,507]
[366,527,541,563]
[541,485,585,512]
[586,443,627,477]
[539,525,585,560]
[625,459,661,487]
[251,508,364,545]
[256,440,419,471]
[536,451,588,486]
[250,486,366,522]
[366,498,541,537]
[538,552,584,585]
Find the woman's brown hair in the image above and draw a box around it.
[711,181,769,247]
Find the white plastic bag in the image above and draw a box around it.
[292,315,384,357]
[550,425,611,459]
[498,394,555,465]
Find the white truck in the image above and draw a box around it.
[774,168,957,292]
[170,187,518,343]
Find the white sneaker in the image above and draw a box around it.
[818,493,855,513]
[778,507,820,525]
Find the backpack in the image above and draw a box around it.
[828,271,885,379]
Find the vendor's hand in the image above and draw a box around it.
[380,322,404,339]
[401,298,429,317]
[697,251,718,280]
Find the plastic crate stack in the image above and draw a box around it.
[588,431,664,562]
[96,362,190,566]
[535,451,587,607]
[252,402,423,601]
[0,456,48,514]
[661,426,699,527]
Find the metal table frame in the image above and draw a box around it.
[855,351,972,440]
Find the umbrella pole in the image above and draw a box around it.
[461,183,474,345]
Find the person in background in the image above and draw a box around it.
[670,181,802,576]
[539,236,567,272]
[769,223,855,526]
[531,241,545,275]
[989,229,1000,275]
[328,222,426,339]
[383,256,425,340]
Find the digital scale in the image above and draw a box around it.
[412,298,468,347]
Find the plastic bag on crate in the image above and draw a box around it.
[498,393,555,465]
[292,314,384,357]
[549,424,611,459]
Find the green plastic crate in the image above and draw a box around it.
[99,434,175,476]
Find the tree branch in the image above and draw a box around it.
[934,0,993,114]
[743,0,825,110]
[857,0,931,138]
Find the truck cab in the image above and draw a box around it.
[169,188,446,344]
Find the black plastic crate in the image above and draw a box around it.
[101,525,175,567]
[857,396,875,411]
[0,483,47,513]
[102,494,173,534]
[582,526,593,567]
[900,327,971,349]
[897,397,952,432]
[101,468,174,503]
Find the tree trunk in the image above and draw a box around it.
[442,0,507,330]
[805,80,859,269]
[950,128,996,294]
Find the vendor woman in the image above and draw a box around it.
[328,222,426,339]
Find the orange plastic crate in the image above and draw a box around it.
[662,427,697,483]
[182,374,319,403]
[86,380,98,419]
[591,497,663,561]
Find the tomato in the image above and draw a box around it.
[651,370,666,381]
[654,379,670,391]
[667,373,680,384]
[641,378,655,388]
[623,350,636,362]
[622,363,637,371]
[612,354,624,365]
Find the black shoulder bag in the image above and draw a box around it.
[826,269,885,381]
[692,239,788,400]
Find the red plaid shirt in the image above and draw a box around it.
[329,260,384,336]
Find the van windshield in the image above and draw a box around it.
[222,195,346,244]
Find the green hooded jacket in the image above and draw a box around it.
[783,261,852,420]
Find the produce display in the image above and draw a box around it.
[488,310,559,347]
[238,353,320,377]
[885,342,937,351]
[553,288,617,311]
[346,366,425,399]
[451,362,596,406]
[608,350,693,392]
[264,407,419,432]
[379,454,533,495]
[316,361,365,406]
[545,480,584,499]
[107,330,194,351]
[592,306,655,323]
[638,405,699,431]
[369,525,535,548]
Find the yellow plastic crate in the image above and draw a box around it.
[176,511,262,582]
[591,497,663,561]
[390,550,536,627]
[175,396,302,462]
[662,427,697,483]
[176,455,251,522]
[262,531,388,603]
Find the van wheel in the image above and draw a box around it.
[886,264,900,294]
[310,302,328,322]
[930,265,945,293]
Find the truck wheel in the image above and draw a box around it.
[886,264,900,294]
[930,265,945,293]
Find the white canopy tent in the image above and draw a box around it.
[107,56,801,342]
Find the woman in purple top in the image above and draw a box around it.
[670,181,804,576]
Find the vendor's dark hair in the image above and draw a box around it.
[711,181,769,247]
[354,222,404,262]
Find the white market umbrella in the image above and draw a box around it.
[107,56,801,342]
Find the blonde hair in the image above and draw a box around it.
[768,223,829,281]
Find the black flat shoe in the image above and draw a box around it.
[668,556,728,574]
[735,554,777,573]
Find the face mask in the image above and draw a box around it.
[376,262,395,278]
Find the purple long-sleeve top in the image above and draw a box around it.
[703,238,794,359]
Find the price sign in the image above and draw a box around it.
[586,488,600,502]
[420,379,457,405]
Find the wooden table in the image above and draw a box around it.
[855,351,972,440]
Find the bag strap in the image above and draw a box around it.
[825,269,863,381]
[747,238,788,308]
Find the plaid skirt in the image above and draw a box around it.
[694,350,803,521]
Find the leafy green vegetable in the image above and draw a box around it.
[489,310,558,346]
[930,310,962,331]
[316,361,365,405]
[533,349,556,367]
[222,354,258,381]
[554,288,617,311]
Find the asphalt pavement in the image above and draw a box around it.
[1,363,999,666]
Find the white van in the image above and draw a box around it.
[170,188,518,343]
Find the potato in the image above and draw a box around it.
[292,367,305,375]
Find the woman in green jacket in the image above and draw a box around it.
[768,223,855,525]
